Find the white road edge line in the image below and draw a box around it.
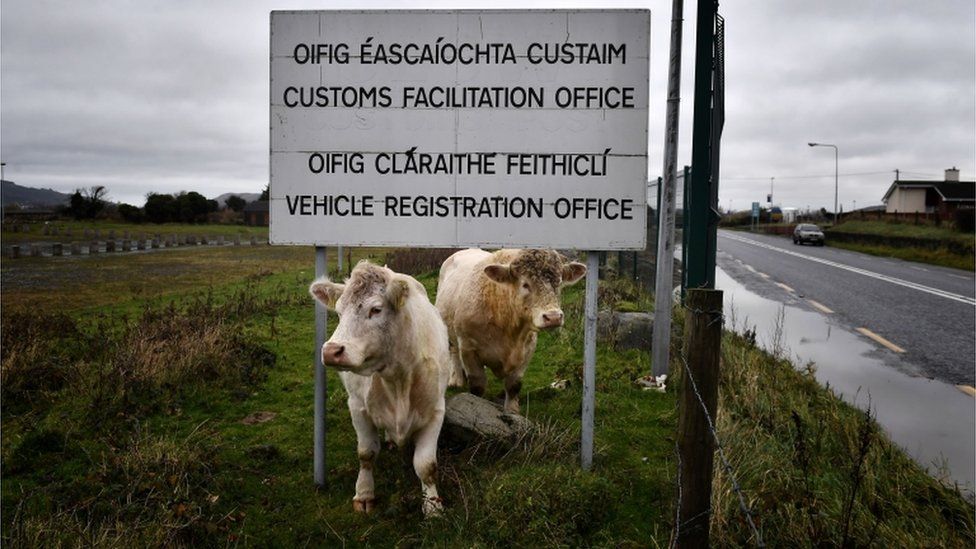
[721,232,976,306]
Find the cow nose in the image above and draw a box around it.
[542,311,564,327]
[322,342,346,364]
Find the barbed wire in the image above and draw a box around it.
[671,304,765,547]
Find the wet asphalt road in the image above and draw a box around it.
[716,230,976,386]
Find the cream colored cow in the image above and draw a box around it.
[436,249,586,414]
[309,261,451,516]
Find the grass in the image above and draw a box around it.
[826,220,974,271]
[1,220,269,245]
[826,241,974,271]
[706,327,974,546]
[1,245,972,546]
[829,219,972,244]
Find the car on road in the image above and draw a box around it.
[793,223,825,246]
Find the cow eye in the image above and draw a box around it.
[368,307,382,318]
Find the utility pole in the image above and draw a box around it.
[652,0,685,378]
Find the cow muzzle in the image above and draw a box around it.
[537,309,564,329]
[322,341,351,367]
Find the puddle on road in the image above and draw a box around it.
[715,266,976,495]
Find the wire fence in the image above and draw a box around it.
[670,303,765,548]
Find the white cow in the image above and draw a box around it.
[309,261,451,516]
[436,248,586,414]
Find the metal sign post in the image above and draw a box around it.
[314,246,328,486]
[581,251,600,470]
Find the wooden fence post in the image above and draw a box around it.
[676,288,723,548]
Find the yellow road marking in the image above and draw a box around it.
[744,264,756,273]
[776,282,795,293]
[856,327,906,354]
[956,385,976,397]
[807,299,834,314]
[757,272,770,279]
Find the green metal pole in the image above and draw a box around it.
[685,0,719,290]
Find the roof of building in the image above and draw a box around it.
[243,200,269,212]
[882,179,975,203]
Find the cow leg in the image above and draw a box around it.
[459,344,487,397]
[503,334,536,414]
[503,373,523,415]
[412,412,445,517]
[349,400,380,513]
[447,342,467,388]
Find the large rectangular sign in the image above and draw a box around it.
[270,10,650,249]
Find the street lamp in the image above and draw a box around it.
[808,142,838,225]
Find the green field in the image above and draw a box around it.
[2,241,972,546]
[2,219,269,245]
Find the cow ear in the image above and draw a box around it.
[386,278,410,311]
[484,264,516,284]
[309,278,344,309]
[561,262,587,285]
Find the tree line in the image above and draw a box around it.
[63,185,266,224]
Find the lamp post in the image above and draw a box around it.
[808,142,838,225]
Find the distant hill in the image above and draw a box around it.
[213,192,261,207]
[1,180,71,208]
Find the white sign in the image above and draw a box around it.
[270,10,650,249]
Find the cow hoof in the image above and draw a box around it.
[353,498,376,514]
[422,496,444,517]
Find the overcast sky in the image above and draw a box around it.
[2,1,974,212]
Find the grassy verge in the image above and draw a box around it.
[827,220,974,271]
[825,240,974,271]
[1,247,972,546]
[829,220,971,242]
[705,327,973,545]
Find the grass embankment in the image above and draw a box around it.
[1,247,972,546]
[1,220,269,245]
[826,220,974,271]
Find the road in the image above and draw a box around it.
[716,230,976,386]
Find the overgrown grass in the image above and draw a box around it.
[1,297,281,546]
[704,328,974,546]
[2,246,972,546]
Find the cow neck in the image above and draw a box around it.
[482,277,532,337]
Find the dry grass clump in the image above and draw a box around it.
[385,247,461,276]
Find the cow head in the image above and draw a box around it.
[483,249,586,330]
[309,261,412,375]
